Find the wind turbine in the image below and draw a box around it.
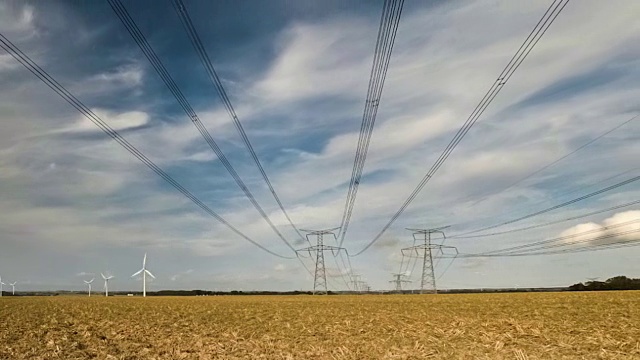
[9,281,17,296]
[0,276,4,297]
[101,273,114,297]
[84,278,94,297]
[131,253,155,297]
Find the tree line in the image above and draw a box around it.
[569,276,640,291]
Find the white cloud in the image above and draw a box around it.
[559,210,640,246]
[72,109,149,132]
[1,0,639,291]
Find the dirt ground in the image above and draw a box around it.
[1,291,639,359]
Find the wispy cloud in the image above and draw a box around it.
[0,0,639,291]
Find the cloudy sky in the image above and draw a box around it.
[1,0,639,292]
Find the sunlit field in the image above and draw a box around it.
[1,292,639,359]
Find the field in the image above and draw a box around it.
[1,292,639,359]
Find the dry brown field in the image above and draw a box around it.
[1,291,639,359]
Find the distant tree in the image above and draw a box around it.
[569,276,640,291]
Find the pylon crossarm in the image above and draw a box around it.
[296,250,310,259]
[439,245,459,256]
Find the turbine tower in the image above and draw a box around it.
[295,228,347,295]
[83,278,95,297]
[101,273,114,297]
[9,281,17,296]
[0,276,4,297]
[401,227,458,294]
[131,253,155,297]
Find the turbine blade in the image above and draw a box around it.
[145,269,156,279]
[143,253,147,267]
[131,269,144,277]
[101,273,106,280]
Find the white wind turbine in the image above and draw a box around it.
[101,273,114,297]
[84,278,95,297]
[0,276,4,297]
[9,281,17,296]
[131,253,155,297]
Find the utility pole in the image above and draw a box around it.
[296,228,347,295]
[401,227,458,294]
[389,273,411,292]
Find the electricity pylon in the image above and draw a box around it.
[356,280,369,292]
[350,273,362,292]
[389,273,411,292]
[296,227,347,295]
[401,227,458,294]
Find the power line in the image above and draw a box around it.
[107,0,296,253]
[436,255,457,280]
[454,229,640,258]
[352,0,571,256]
[479,218,640,255]
[444,219,640,258]
[0,32,291,259]
[171,0,307,245]
[451,199,640,239]
[338,0,404,246]
[470,113,639,207]
[452,174,640,237]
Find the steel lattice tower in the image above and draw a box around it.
[401,227,458,294]
[350,273,362,292]
[296,228,346,295]
[389,273,411,292]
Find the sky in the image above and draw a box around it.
[0,0,639,292]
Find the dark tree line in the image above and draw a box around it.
[569,276,640,291]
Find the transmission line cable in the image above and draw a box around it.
[338,0,404,246]
[446,220,640,258]
[436,255,457,280]
[455,229,640,258]
[107,0,296,252]
[479,218,640,255]
[450,166,640,236]
[470,113,639,206]
[452,174,640,237]
[171,0,307,245]
[0,33,291,259]
[332,253,352,290]
[352,0,571,256]
[451,199,640,239]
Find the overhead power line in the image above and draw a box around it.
[470,113,639,207]
[171,0,307,244]
[352,0,571,256]
[479,218,640,256]
[451,199,640,239]
[107,0,296,253]
[338,0,404,246]
[0,33,291,259]
[452,174,640,237]
[450,228,640,258]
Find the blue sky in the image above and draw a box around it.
[1,0,639,292]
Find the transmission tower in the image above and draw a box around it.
[401,227,458,294]
[389,273,411,292]
[296,228,347,295]
[350,273,362,292]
